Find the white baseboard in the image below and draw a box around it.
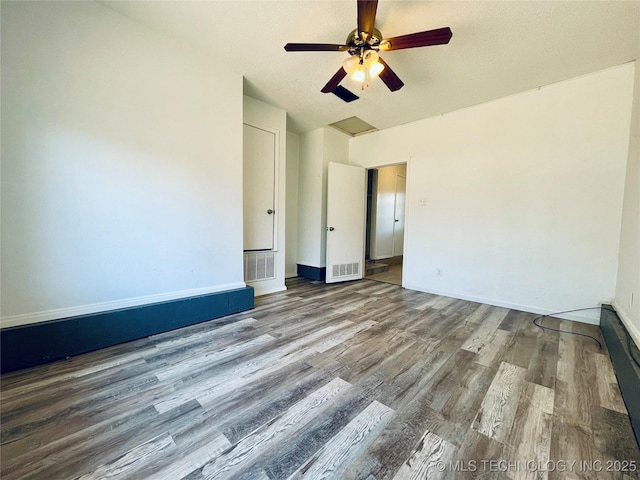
[0,282,247,329]
[403,284,601,325]
[611,300,640,348]
[252,285,288,296]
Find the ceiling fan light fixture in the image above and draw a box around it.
[369,61,384,78]
[342,55,360,75]
[351,63,366,83]
[362,50,379,67]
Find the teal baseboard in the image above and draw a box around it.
[600,305,640,448]
[297,264,326,281]
[0,286,254,374]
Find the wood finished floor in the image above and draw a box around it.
[366,264,402,286]
[2,278,639,480]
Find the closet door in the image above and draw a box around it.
[243,124,275,251]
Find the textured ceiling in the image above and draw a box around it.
[102,1,639,134]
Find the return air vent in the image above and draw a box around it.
[332,262,360,278]
[244,252,276,282]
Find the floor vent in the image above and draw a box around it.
[244,252,276,282]
[332,262,360,278]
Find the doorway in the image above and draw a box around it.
[365,163,406,285]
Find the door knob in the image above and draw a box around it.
[267,209,274,215]
[328,226,335,231]
[395,219,399,222]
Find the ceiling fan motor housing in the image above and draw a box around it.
[346,28,384,56]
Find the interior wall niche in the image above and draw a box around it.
[242,95,287,296]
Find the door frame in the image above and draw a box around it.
[364,159,411,288]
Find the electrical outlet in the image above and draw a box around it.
[436,268,442,277]
[418,198,427,206]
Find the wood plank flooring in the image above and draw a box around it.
[1,277,639,479]
[366,264,402,286]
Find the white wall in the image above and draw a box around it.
[371,164,407,260]
[297,129,324,267]
[242,96,287,295]
[1,1,244,327]
[614,60,640,345]
[296,127,350,268]
[350,64,635,324]
[286,132,300,278]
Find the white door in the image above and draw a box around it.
[392,174,406,256]
[326,162,366,283]
[243,124,275,251]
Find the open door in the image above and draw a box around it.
[392,174,406,256]
[326,162,366,283]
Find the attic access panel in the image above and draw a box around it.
[329,116,377,137]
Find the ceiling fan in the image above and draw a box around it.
[284,0,452,102]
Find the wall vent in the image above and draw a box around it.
[244,252,276,282]
[332,262,360,278]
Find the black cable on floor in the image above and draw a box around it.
[532,306,640,367]
[532,306,616,349]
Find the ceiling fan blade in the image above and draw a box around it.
[332,85,359,102]
[284,43,349,52]
[357,0,378,40]
[321,68,348,93]
[377,57,404,92]
[380,27,452,51]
